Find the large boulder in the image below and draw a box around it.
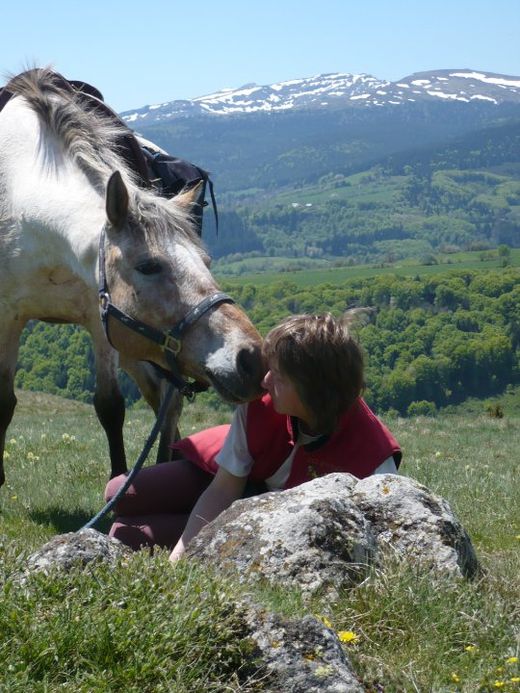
[187,473,479,592]
[242,602,364,692]
[352,474,479,578]
[188,473,375,594]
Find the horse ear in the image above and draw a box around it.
[170,181,204,210]
[106,171,129,229]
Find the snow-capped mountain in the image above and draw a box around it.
[121,69,520,125]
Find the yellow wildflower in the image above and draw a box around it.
[510,677,520,683]
[465,645,477,652]
[337,631,358,643]
[451,672,460,683]
[506,657,519,665]
[494,681,505,689]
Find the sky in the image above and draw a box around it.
[1,0,519,113]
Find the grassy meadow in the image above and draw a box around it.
[0,390,519,691]
[217,248,520,287]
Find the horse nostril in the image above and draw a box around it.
[237,345,263,381]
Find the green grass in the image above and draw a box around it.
[1,391,519,691]
[218,249,520,288]
[263,172,407,207]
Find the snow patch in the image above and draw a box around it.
[450,71,520,88]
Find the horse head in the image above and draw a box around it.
[101,170,264,403]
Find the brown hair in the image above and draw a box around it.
[262,311,366,434]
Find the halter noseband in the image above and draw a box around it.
[98,227,235,399]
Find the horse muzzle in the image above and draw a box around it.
[204,343,265,403]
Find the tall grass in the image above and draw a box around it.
[0,391,519,691]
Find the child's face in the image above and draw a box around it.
[261,358,312,424]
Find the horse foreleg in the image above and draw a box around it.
[91,333,127,478]
[0,323,22,487]
[0,376,17,488]
[93,386,127,478]
[119,357,183,463]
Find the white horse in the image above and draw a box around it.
[0,69,264,486]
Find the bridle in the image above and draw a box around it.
[97,227,235,399]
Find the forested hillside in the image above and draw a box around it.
[16,267,520,416]
[201,118,520,266]
[130,92,520,270]
[137,101,520,195]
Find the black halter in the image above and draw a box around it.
[98,228,235,399]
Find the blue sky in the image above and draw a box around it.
[1,0,518,113]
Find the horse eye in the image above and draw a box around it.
[136,260,163,275]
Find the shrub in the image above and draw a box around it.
[407,400,437,417]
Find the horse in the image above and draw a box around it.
[0,68,264,487]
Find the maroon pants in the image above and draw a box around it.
[105,459,213,551]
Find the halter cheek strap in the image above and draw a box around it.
[98,228,235,398]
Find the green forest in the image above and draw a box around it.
[203,120,520,267]
[16,266,520,417]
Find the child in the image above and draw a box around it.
[105,312,401,560]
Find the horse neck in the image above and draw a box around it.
[0,97,107,284]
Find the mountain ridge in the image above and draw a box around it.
[121,68,520,124]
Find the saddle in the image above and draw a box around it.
[0,70,217,236]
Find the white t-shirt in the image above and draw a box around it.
[215,403,397,491]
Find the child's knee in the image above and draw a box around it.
[109,518,153,551]
[104,474,128,503]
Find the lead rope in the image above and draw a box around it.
[81,380,176,530]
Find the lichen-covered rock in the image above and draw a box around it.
[241,601,364,692]
[18,529,365,689]
[352,474,479,578]
[187,473,479,591]
[21,528,130,579]
[187,473,375,593]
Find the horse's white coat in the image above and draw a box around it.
[0,98,103,320]
[0,71,263,483]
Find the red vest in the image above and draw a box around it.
[171,394,401,489]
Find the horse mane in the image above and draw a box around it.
[6,68,202,247]
[7,68,137,189]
